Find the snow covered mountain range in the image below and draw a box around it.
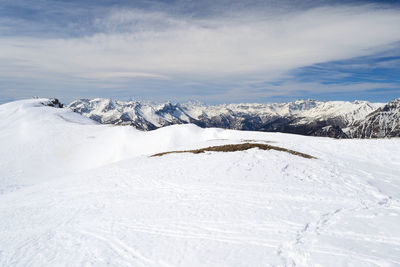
[68,98,400,138]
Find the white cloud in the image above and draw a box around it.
[1,4,400,100]
[81,71,170,80]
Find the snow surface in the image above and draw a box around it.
[1,99,400,266]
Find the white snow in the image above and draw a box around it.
[1,99,400,266]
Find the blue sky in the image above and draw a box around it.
[0,0,400,104]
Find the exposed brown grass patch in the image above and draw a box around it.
[151,143,316,159]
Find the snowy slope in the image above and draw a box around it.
[1,99,400,266]
[68,98,385,138]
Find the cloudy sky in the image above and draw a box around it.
[1,0,400,104]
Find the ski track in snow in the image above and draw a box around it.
[1,99,400,266]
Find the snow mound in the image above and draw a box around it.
[0,99,231,188]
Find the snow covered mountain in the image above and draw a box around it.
[1,98,400,266]
[349,98,400,138]
[68,98,391,138]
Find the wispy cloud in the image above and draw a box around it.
[1,1,400,103]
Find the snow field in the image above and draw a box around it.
[0,99,399,266]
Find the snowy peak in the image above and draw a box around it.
[351,98,400,138]
[287,99,319,113]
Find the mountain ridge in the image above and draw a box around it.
[67,98,399,138]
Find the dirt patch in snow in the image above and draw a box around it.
[151,143,316,159]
